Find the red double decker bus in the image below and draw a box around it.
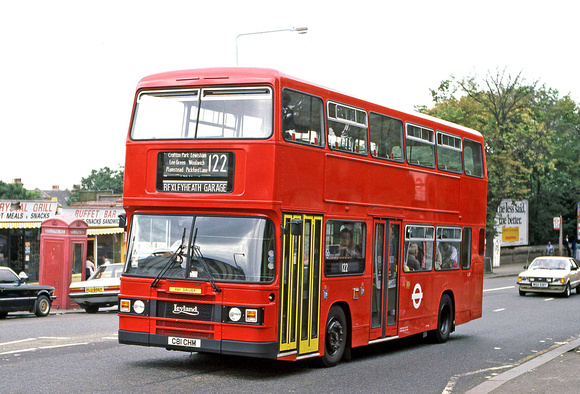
[118,67,487,366]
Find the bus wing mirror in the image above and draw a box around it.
[290,219,303,236]
[118,213,127,231]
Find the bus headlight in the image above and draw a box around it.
[133,300,145,314]
[229,307,242,322]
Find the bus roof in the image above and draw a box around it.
[136,67,483,140]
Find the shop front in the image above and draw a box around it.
[0,200,58,282]
[61,206,126,271]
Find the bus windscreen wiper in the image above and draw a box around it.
[191,228,221,293]
[150,228,187,288]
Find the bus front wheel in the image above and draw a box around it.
[320,306,347,367]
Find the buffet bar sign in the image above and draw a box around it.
[156,151,234,193]
[61,208,125,227]
[494,199,529,246]
[0,201,57,221]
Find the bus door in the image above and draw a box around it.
[279,214,322,357]
[370,219,401,339]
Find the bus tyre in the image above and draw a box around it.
[321,306,347,367]
[431,294,453,343]
[34,295,51,317]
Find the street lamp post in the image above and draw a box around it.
[235,27,308,66]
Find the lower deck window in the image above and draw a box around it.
[435,227,461,270]
[404,225,434,272]
[324,221,365,276]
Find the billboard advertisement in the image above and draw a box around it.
[494,199,528,246]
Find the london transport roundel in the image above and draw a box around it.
[412,283,423,309]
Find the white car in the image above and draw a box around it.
[69,263,123,313]
[517,256,580,297]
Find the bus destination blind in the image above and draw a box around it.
[157,151,234,193]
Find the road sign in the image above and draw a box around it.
[554,216,561,230]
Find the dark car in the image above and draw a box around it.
[0,266,56,318]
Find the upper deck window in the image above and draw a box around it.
[437,131,462,173]
[327,101,368,155]
[406,124,435,168]
[369,113,404,162]
[282,89,325,147]
[131,87,273,140]
[463,138,485,178]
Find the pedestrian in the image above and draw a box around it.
[565,235,571,257]
[545,242,554,256]
[85,255,95,278]
[102,256,111,265]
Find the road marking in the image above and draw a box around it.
[483,286,515,292]
[38,342,88,349]
[544,298,554,301]
[0,338,36,346]
[0,348,38,355]
[493,308,505,312]
[442,364,515,394]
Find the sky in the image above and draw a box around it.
[1,0,579,191]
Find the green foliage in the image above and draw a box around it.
[0,181,40,200]
[69,166,124,204]
[420,68,580,245]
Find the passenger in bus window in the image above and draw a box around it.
[436,240,458,270]
[405,243,420,271]
[339,226,362,258]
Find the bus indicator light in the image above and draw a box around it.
[245,309,258,323]
[120,299,130,312]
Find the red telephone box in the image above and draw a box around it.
[39,216,88,309]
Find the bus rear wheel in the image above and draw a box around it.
[430,294,453,343]
[320,306,347,367]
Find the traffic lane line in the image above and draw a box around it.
[483,286,515,292]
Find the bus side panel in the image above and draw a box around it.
[320,277,371,349]
[324,155,461,215]
[397,274,438,336]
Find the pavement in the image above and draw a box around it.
[470,261,580,393]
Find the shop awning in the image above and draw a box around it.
[0,221,42,229]
[87,227,125,236]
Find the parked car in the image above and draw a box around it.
[0,266,56,318]
[517,256,580,297]
[69,263,123,313]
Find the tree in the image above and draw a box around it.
[69,166,124,204]
[0,181,40,199]
[420,68,580,248]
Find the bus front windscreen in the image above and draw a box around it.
[131,87,273,140]
[125,214,275,283]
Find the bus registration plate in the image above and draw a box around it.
[168,336,201,348]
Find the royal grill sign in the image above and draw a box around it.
[157,151,234,193]
[0,201,57,221]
